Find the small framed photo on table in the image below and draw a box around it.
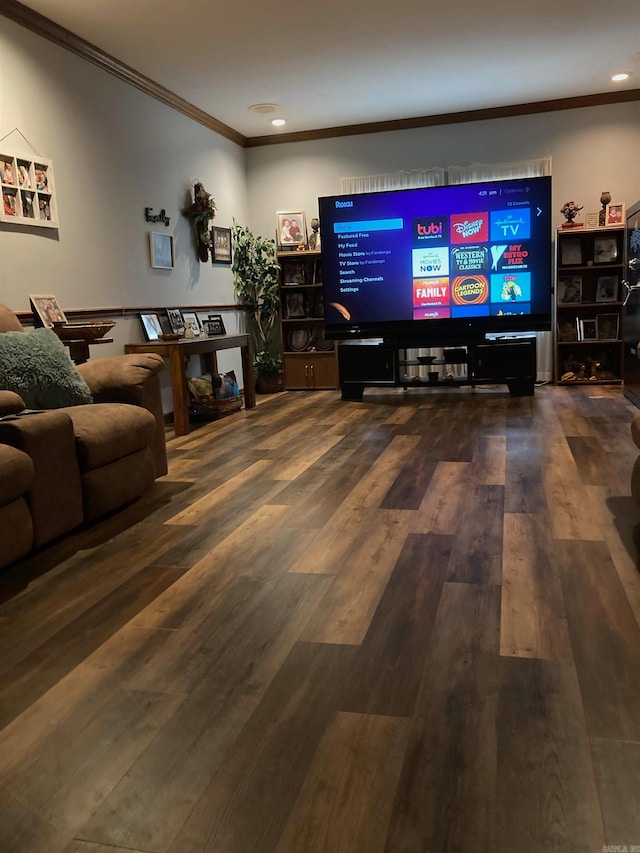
[148,232,174,269]
[29,294,67,327]
[276,210,307,250]
[203,314,226,336]
[605,202,625,227]
[166,307,185,335]
[182,311,201,337]
[139,312,163,341]
[211,226,232,264]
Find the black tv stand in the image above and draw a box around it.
[338,336,537,401]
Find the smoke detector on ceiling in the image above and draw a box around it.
[248,103,279,114]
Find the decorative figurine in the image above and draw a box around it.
[599,191,612,227]
[560,200,584,228]
[308,217,321,251]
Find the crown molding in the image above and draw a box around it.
[0,0,247,147]
[246,89,640,147]
[2,0,638,150]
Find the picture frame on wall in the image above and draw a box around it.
[29,294,67,327]
[139,312,163,341]
[166,307,185,335]
[605,202,625,227]
[148,232,174,269]
[203,314,226,336]
[0,153,58,228]
[211,226,232,264]
[276,210,307,250]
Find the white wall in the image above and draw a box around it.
[0,16,247,381]
[246,102,640,238]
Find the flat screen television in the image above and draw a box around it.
[318,175,552,343]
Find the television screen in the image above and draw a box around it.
[318,176,552,341]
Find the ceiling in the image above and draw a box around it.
[7,0,640,143]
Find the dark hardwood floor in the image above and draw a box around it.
[2,384,640,853]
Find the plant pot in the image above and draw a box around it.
[256,372,284,394]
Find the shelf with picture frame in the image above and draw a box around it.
[276,249,338,390]
[0,151,57,227]
[555,225,626,384]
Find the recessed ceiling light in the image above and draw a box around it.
[271,118,286,127]
[248,103,279,114]
[611,72,630,82]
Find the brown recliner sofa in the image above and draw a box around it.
[0,305,169,569]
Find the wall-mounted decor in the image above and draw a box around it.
[276,210,307,250]
[183,181,216,262]
[211,226,232,264]
[139,312,163,341]
[29,294,67,327]
[148,232,174,269]
[144,207,170,226]
[1,153,57,228]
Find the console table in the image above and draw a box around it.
[125,334,255,436]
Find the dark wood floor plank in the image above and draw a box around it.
[0,562,187,728]
[447,484,504,584]
[343,532,451,717]
[493,657,604,853]
[0,687,184,853]
[556,538,640,740]
[590,737,640,845]
[166,642,357,853]
[501,513,572,660]
[384,582,501,853]
[275,712,410,853]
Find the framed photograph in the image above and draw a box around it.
[605,202,625,227]
[594,237,618,264]
[596,276,619,303]
[148,232,174,269]
[139,312,163,341]
[211,226,232,264]
[276,210,307,250]
[204,314,226,335]
[580,319,597,341]
[285,291,306,318]
[584,212,600,229]
[29,294,67,327]
[557,276,582,304]
[557,320,578,342]
[0,153,58,227]
[182,311,201,337]
[166,307,185,335]
[596,313,619,340]
[560,238,582,266]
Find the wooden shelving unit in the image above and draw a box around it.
[277,250,338,390]
[555,225,626,384]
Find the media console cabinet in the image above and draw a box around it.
[338,336,537,401]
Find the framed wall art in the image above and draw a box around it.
[276,210,306,250]
[148,232,174,269]
[29,294,67,327]
[1,152,57,228]
[211,226,232,264]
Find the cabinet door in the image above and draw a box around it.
[284,354,337,389]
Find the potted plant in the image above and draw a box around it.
[231,221,284,393]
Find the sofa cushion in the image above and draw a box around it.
[64,403,156,471]
[0,328,93,409]
[0,444,33,505]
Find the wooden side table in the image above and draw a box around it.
[124,334,255,436]
[63,338,114,365]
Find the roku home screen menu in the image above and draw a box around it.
[318,177,552,325]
